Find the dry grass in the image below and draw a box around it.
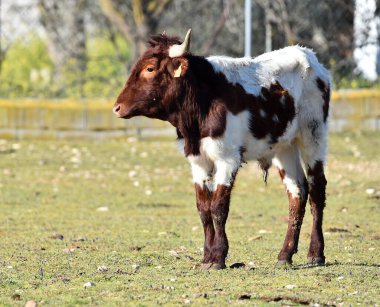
[0,132,379,306]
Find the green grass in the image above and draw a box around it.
[0,132,379,306]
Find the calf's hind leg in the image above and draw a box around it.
[273,146,308,267]
[299,120,328,265]
[306,160,327,264]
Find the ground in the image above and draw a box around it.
[0,132,379,306]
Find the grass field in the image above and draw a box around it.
[0,132,379,306]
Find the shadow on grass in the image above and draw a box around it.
[257,295,313,305]
[136,202,179,208]
[291,261,380,270]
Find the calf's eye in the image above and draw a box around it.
[147,67,154,72]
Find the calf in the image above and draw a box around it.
[113,30,331,269]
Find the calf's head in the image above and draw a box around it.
[113,30,192,120]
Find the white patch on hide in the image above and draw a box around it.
[182,46,332,190]
[272,145,306,198]
[282,175,302,198]
[187,111,252,190]
[187,154,213,189]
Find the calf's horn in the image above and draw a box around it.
[168,29,191,58]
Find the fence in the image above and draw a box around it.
[0,89,380,140]
[330,89,380,131]
[0,99,171,140]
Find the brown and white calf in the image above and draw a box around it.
[113,30,331,269]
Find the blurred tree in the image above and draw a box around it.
[0,0,2,73]
[97,0,355,75]
[0,36,53,97]
[98,0,244,60]
[254,0,355,83]
[376,0,380,76]
[38,0,88,96]
[159,0,240,56]
[99,0,172,63]
[0,0,375,98]
[0,0,8,74]
[1,0,36,74]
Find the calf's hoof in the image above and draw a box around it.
[307,256,325,265]
[210,263,226,270]
[275,259,292,268]
[198,262,226,270]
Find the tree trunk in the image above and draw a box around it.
[38,0,88,96]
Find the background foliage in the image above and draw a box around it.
[0,0,379,97]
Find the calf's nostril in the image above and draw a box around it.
[113,105,121,113]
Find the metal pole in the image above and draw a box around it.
[244,0,252,57]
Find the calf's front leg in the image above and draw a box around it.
[194,184,214,264]
[207,183,233,269]
[202,159,239,269]
[196,182,234,270]
[190,155,240,270]
[188,156,216,266]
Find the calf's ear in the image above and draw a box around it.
[168,58,188,78]
[174,64,182,78]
